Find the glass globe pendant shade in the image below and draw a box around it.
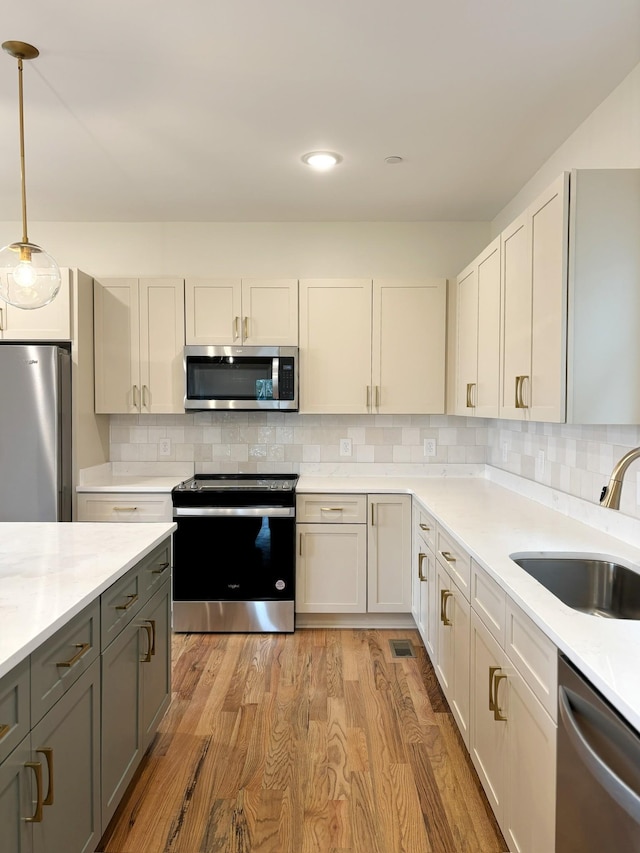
[0,241,61,309]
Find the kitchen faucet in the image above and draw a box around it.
[599,446,640,509]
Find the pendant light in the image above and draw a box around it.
[0,41,61,310]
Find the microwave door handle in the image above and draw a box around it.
[272,357,280,400]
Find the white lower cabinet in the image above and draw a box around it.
[411,501,557,852]
[295,492,411,617]
[77,492,173,523]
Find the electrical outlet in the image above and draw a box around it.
[424,438,436,457]
[536,449,545,479]
[339,438,352,457]
[159,438,171,457]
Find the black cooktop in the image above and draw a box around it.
[174,473,298,492]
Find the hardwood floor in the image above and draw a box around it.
[98,629,506,853]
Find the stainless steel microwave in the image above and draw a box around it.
[184,345,298,411]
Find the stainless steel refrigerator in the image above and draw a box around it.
[0,343,72,521]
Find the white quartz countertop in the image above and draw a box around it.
[297,474,640,732]
[0,522,175,679]
[76,474,185,493]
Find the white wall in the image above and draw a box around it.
[491,62,640,233]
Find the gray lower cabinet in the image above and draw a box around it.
[0,661,100,853]
[101,577,171,828]
[0,535,172,853]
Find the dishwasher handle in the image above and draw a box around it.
[559,685,640,825]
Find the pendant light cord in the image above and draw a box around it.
[17,56,29,245]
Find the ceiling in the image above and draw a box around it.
[1,0,639,223]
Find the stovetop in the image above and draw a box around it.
[173,473,299,494]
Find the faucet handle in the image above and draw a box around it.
[600,485,608,503]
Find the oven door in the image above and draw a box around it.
[172,506,296,602]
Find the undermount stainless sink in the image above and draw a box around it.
[510,553,640,619]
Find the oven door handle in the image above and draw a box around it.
[173,506,295,518]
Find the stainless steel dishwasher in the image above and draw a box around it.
[557,654,640,852]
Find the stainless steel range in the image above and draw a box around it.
[171,473,298,633]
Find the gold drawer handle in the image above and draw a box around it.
[488,665,501,712]
[440,589,453,626]
[419,522,430,531]
[113,506,138,512]
[56,642,91,669]
[141,623,153,663]
[321,506,343,512]
[116,593,139,611]
[25,761,43,822]
[38,747,54,806]
[440,550,456,563]
[151,561,170,575]
[0,723,10,740]
[418,552,428,582]
[493,673,508,721]
[466,382,476,409]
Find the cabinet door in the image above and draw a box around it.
[241,279,298,345]
[296,523,367,613]
[139,278,185,413]
[299,279,372,413]
[140,582,171,752]
[0,734,33,853]
[455,264,478,415]
[184,278,241,345]
[94,278,140,414]
[504,666,556,853]
[435,563,471,747]
[0,268,71,341]
[367,494,412,612]
[101,619,143,827]
[529,172,568,423]
[469,612,508,830]
[500,213,531,420]
[372,279,446,414]
[475,238,501,417]
[31,662,101,853]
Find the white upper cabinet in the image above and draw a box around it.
[0,268,72,340]
[299,277,446,414]
[185,278,298,346]
[94,277,185,414]
[456,238,501,417]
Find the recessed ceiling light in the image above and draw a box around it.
[301,151,342,171]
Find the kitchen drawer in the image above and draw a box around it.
[436,527,471,599]
[101,565,143,649]
[138,539,172,599]
[505,599,557,721]
[413,500,436,551]
[77,492,173,522]
[0,658,30,764]
[296,493,367,524]
[470,560,506,646]
[30,599,100,725]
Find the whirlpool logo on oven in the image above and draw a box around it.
[228,583,240,590]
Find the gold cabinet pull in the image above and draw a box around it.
[418,552,428,581]
[419,522,430,532]
[299,532,303,557]
[38,747,54,806]
[440,589,453,626]
[234,316,240,340]
[320,506,343,512]
[370,502,376,526]
[243,316,249,340]
[375,385,380,408]
[515,375,529,409]
[440,550,456,563]
[0,723,10,740]
[151,561,170,575]
[25,761,43,822]
[0,306,3,331]
[142,384,149,408]
[116,593,139,611]
[141,623,153,663]
[56,642,90,669]
[466,382,476,408]
[133,385,140,409]
[113,506,138,512]
[488,665,501,712]
[493,673,508,721]
[366,385,371,409]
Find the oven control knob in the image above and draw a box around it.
[275,579,286,591]
[189,480,200,490]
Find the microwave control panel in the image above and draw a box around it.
[279,358,295,400]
